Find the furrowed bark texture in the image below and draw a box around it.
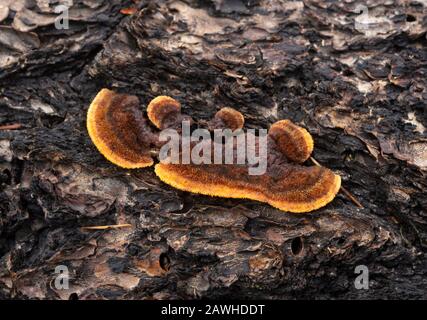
[0,0,426,299]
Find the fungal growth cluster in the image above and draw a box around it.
[87,89,341,213]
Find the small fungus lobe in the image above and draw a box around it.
[268,120,314,163]
[147,96,183,129]
[209,107,245,131]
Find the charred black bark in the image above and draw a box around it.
[0,0,426,299]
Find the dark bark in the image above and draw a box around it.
[0,0,426,299]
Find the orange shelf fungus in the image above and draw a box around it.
[87,89,341,213]
[268,120,314,163]
[209,107,245,131]
[120,7,138,15]
[86,89,155,168]
[146,95,193,130]
[147,96,182,129]
[155,163,341,213]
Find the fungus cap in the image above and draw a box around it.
[214,107,245,131]
[269,120,314,163]
[155,163,341,213]
[147,96,181,129]
[87,88,154,168]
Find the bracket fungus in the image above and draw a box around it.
[268,120,314,164]
[87,89,157,169]
[147,95,193,130]
[147,96,182,129]
[87,89,341,213]
[154,164,341,213]
[208,107,245,131]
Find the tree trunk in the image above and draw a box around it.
[0,0,426,299]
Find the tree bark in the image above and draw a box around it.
[0,0,426,299]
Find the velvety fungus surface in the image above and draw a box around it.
[87,89,154,168]
[87,89,341,212]
[155,162,341,213]
[147,96,182,129]
[268,120,314,163]
[210,107,245,131]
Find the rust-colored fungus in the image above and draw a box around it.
[87,89,341,213]
[87,89,155,168]
[209,107,245,131]
[155,163,340,213]
[147,96,182,129]
[147,95,193,131]
[268,120,314,163]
